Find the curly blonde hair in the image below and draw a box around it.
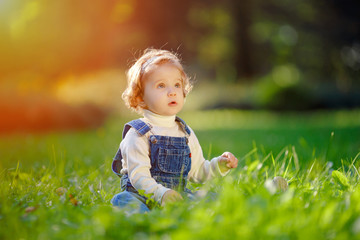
[122,48,192,113]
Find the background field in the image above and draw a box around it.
[1,110,360,239]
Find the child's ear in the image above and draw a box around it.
[136,96,146,108]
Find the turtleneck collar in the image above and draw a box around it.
[143,110,177,128]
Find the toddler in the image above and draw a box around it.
[111,49,238,213]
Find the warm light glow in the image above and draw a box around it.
[110,0,134,23]
[54,69,127,109]
[10,1,40,38]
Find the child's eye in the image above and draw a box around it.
[157,83,165,89]
[175,83,182,88]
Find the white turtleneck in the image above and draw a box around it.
[120,110,228,204]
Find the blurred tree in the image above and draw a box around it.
[131,0,191,52]
[193,0,358,83]
[1,0,359,111]
[257,0,360,89]
[230,0,255,79]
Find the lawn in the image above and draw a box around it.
[1,109,360,239]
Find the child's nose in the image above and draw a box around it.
[168,88,176,97]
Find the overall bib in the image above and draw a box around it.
[111,117,192,213]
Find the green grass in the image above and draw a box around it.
[1,109,360,239]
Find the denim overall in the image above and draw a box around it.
[111,117,192,213]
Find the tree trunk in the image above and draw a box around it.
[231,0,255,80]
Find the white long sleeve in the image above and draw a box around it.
[120,128,170,203]
[187,128,229,183]
[120,110,229,203]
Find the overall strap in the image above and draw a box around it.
[175,116,191,136]
[124,119,153,137]
[112,119,152,177]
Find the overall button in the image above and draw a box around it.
[150,136,157,144]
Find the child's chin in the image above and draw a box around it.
[164,109,181,116]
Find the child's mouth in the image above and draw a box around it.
[168,101,177,106]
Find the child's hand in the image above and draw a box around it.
[161,190,183,206]
[218,152,238,172]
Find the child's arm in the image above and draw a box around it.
[187,129,238,183]
[121,128,171,204]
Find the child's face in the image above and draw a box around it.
[141,63,185,116]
